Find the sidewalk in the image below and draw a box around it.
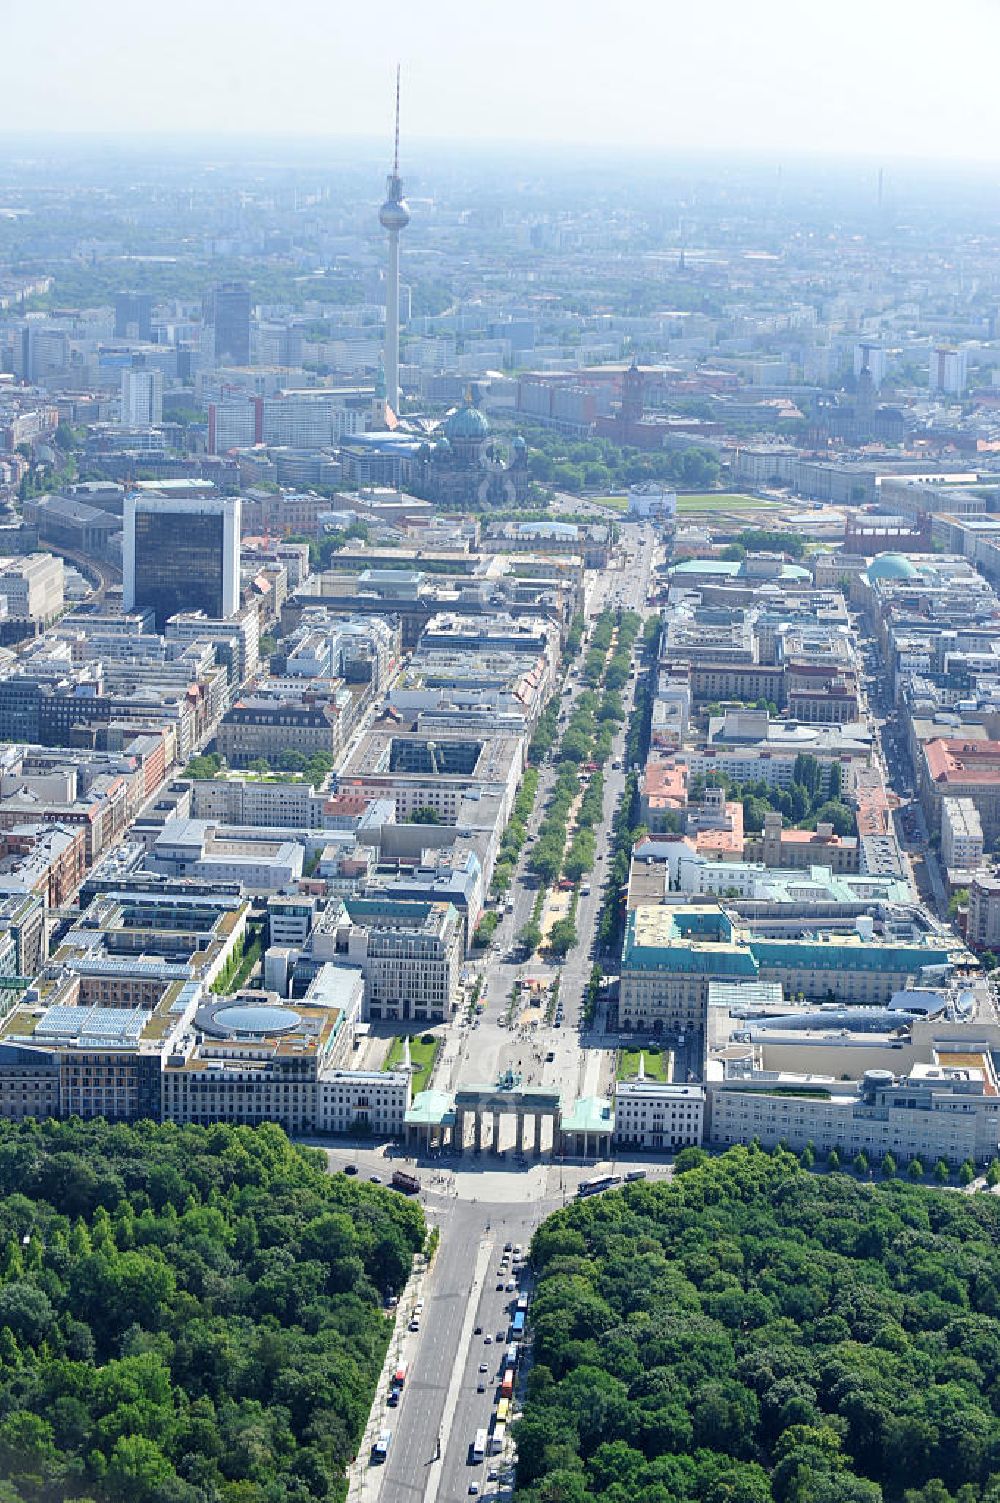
[347,1248,429,1503]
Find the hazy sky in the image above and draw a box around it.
[4,0,1000,161]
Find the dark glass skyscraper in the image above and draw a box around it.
[212,282,251,366]
[114,291,153,341]
[123,496,240,630]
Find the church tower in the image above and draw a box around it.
[620,359,644,437]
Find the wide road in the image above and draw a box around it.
[327,1149,672,1503]
[338,521,666,1501]
[449,523,659,1131]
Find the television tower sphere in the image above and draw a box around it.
[379,189,410,232]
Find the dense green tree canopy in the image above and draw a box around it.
[0,1119,424,1503]
[518,1148,1000,1503]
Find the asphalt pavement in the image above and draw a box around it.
[337,525,663,1502]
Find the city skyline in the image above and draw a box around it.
[4,0,1000,162]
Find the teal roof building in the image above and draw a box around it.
[620,901,962,1033]
[864,552,919,584]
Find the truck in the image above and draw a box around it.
[511,1310,526,1338]
[372,1430,391,1462]
[391,1169,421,1195]
[489,1421,506,1456]
[392,1363,407,1390]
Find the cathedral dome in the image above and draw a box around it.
[443,398,490,441]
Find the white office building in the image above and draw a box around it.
[121,369,163,426]
[853,342,887,387]
[614,1078,705,1152]
[941,797,984,871]
[709,1056,1000,1166]
[929,347,968,396]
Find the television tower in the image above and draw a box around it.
[378,66,409,417]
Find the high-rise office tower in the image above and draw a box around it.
[378,68,410,416]
[20,325,69,382]
[115,291,154,341]
[929,346,968,396]
[211,282,252,366]
[120,369,163,426]
[123,495,241,630]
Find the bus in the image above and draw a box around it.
[504,1343,518,1370]
[511,1310,525,1338]
[496,1397,511,1424]
[391,1170,421,1195]
[576,1174,622,1198]
[489,1421,506,1456]
[472,1428,487,1463]
[500,1371,514,1400]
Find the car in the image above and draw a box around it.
[479,1362,488,1372]
[369,1174,382,1183]
[387,1389,399,1406]
[488,1469,499,1482]
[496,1329,505,1342]
[506,1280,516,1292]
[469,1486,480,1496]
[545,1049,555,1062]
[474,1325,483,1335]
[344,1163,358,1175]
[408,1318,420,1332]
[414,1300,424,1314]
[503,1242,513,1251]
[477,1380,486,1392]
[484,1334,493,1344]
[496,1281,505,1291]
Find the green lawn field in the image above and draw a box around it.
[384,1035,441,1093]
[617,1046,670,1082]
[676,492,779,512]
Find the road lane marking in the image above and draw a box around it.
[423,1236,493,1503]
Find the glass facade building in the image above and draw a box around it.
[212,282,251,366]
[123,496,240,628]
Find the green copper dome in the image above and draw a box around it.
[443,398,490,440]
[865,552,918,583]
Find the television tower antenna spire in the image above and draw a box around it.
[378,66,410,418]
[394,64,401,177]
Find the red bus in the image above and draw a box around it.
[500,1371,514,1400]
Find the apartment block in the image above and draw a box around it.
[941,797,985,871]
